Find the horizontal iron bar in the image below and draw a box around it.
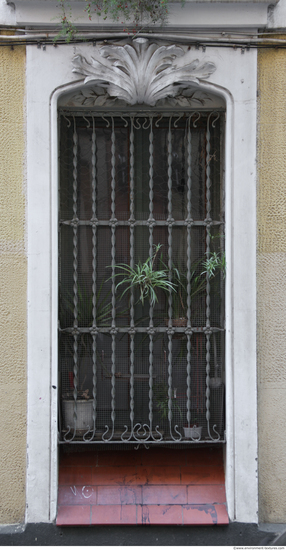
[60,219,224,227]
[59,326,225,333]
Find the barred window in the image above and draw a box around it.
[58,110,225,445]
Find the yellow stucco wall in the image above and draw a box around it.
[0,44,26,524]
[257,45,286,522]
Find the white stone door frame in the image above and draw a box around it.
[26,41,258,524]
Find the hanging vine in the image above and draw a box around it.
[57,0,185,41]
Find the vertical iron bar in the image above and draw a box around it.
[71,116,78,441]
[91,117,97,437]
[148,116,154,439]
[104,116,116,441]
[129,118,135,438]
[205,113,213,440]
[122,116,135,441]
[186,116,192,431]
[110,116,116,438]
[85,116,97,441]
[166,117,180,440]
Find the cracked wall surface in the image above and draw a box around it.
[0,43,27,524]
[257,44,286,522]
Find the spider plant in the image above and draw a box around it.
[59,278,112,329]
[59,279,113,366]
[168,261,208,321]
[201,231,226,279]
[112,243,177,308]
[59,279,114,398]
[202,251,226,279]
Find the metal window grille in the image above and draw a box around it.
[58,110,225,445]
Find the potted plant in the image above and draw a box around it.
[153,382,204,439]
[166,260,208,327]
[62,388,94,432]
[112,234,226,312]
[183,421,203,440]
[59,279,113,433]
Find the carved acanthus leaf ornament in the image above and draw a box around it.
[72,38,216,106]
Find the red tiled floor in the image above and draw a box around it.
[59,450,98,467]
[97,485,142,505]
[57,447,228,525]
[58,485,97,506]
[187,484,226,504]
[56,505,91,525]
[183,504,229,525]
[92,466,139,485]
[92,465,182,486]
[59,466,93,485]
[140,448,188,466]
[185,447,223,466]
[136,466,181,485]
[91,504,137,525]
[97,450,141,467]
[142,504,182,525]
[181,465,225,485]
[142,485,187,505]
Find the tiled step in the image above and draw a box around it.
[57,447,228,526]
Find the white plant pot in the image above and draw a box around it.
[62,399,93,431]
[183,426,202,439]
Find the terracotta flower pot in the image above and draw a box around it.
[165,318,187,327]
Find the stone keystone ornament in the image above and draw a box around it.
[72,38,216,106]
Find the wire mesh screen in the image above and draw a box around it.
[58,111,225,444]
